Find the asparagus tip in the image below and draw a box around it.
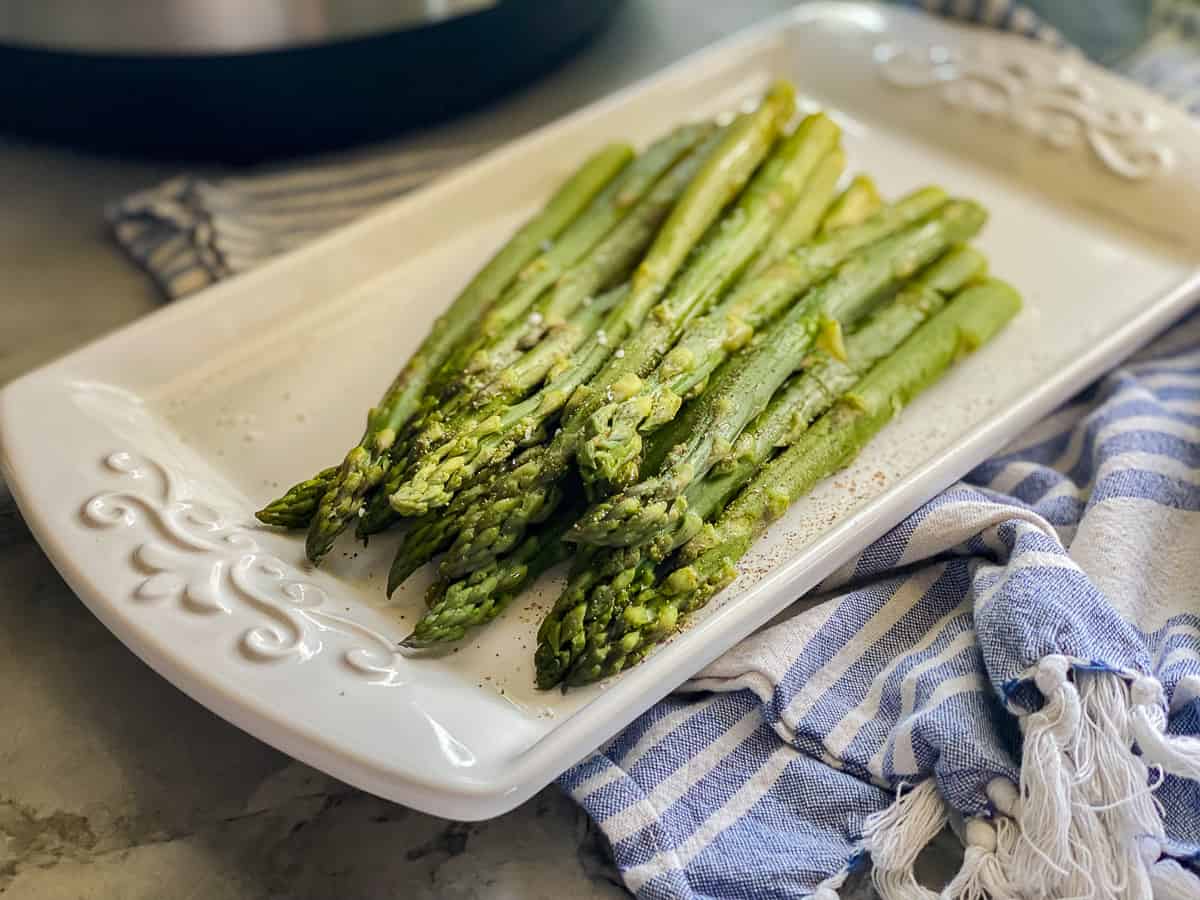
[398,632,428,650]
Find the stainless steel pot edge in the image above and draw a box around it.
[0,0,497,55]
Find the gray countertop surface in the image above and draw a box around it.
[0,3,921,896]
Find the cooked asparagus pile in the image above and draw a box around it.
[257,81,1021,690]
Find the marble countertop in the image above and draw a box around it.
[0,3,917,896]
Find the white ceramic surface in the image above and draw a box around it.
[2,3,1199,820]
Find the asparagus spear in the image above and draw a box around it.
[358,127,729,538]
[388,509,463,595]
[417,135,723,428]
[535,546,657,687]
[256,467,337,528]
[576,170,890,494]
[382,126,734,490]
[407,125,715,462]
[537,246,987,685]
[569,199,988,548]
[412,281,630,457]
[428,123,714,394]
[742,148,847,278]
[388,82,800,518]
[399,127,712,453]
[428,189,953,582]
[469,127,715,359]
[291,144,632,559]
[819,175,883,234]
[701,245,988,489]
[402,498,580,647]
[565,278,1021,685]
[475,284,628,409]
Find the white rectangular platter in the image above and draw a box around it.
[3,3,1199,820]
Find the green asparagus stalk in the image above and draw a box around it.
[555,108,836,426]
[536,247,988,685]
[382,441,530,594]
[421,189,951,582]
[475,285,628,410]
[743,147,847,279]
[537,359,812,687]
[576,169,893,494]
[424,134,720,421]
[698,245,988,493]
[402,498,580,647]
[255,467,337,528]
[387,126,731,476]
[535,546,657,687]
[399,126,711,451]
[263,144,630,535]
[359,127,730,537]
[568,199,988,548]
[457,123,734,388]
[387,509,462,595]
[388,82,800,518]
[565,277,1022,685]
[819,175,883,234]
[293,143,632,560]
[427,123,714,396]
[408,282,629,460]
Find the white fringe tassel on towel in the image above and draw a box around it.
[862,779,948,900]
[860,654,1200,899]
[1007,655,1200,900]
[939,810,1020,900]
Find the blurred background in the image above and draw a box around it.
[0,0,1188,164]
[0,0,625,162]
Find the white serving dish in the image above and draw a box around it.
[3,3,1199,820]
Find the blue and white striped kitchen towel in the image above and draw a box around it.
[564,5,1200,898]
[565,305,1200,900]
[105,2,1200,898]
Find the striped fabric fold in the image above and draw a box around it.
[108,142,490,298]
[95,1,1200,897]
